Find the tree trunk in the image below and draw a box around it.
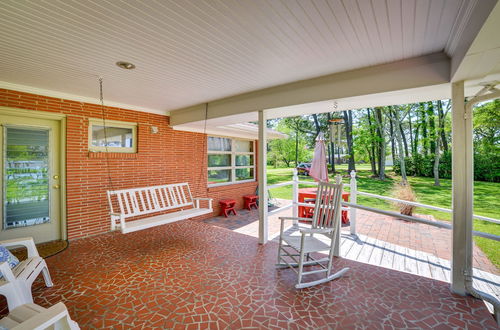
[433,133,441,186]
[400,122,409,157]
[295,129,299,167]
[374,107,386,180]
[326,112,335,173]
[414,124,420,155]
[427,101,436,153]
[392,107,407,183]
[389,113,396,166]
[420,102,428,155]
[327,142,331,171]
[408,111,414,156]
[437,100,449,152]
[343,111,356,171]
[367,109,378,176]
[433,100,450,186]
[312,114,321,138]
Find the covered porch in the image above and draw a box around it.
[1,0,500,328]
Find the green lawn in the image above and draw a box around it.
[267,164,500,268]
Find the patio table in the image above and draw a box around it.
[298,187,350,224]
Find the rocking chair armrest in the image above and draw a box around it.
[299,228,333,234]
[278,217,313,222]
[0,262,16,282]
[110,212,122,217]
[0,237,39,258]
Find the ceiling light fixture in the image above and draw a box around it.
[116,61,136,70]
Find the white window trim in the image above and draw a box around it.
[208,137,255,187]
[88,118,137,153]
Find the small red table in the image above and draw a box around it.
[243,195,258,210]
[219,199,237,217]
[298,187,350,224]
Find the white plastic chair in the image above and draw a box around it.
[277,180,349,289]
[0,302,79,330]
[0,238,53,311]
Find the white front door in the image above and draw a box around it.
[0,114,62,243]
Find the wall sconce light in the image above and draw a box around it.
[151,126,159,134]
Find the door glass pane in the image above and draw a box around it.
[236,168,254,181]
[4,127,50,229]
[236,155,253,166]
[208,154,231,167]
[208,169,231,184]
[235,140,253,152]
[208,137,231,151]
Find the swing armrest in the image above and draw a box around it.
[193,198,213,209]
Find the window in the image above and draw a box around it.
[208,136,255,186]
[88,118,137,153]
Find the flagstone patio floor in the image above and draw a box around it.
[1,218,497,329]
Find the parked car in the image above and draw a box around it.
[296,163,311,175]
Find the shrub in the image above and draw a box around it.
[393,151,498,182]
[391,182,417,216]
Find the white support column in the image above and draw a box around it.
[292,168,298,225]
[451,80,473,295]
[349,170,357,236]
[258,110,268,244]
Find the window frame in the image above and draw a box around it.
[207,136,255,187]
[88,118,137,153]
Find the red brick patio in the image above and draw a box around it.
[1,220,496,328]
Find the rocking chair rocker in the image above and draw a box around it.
[277,180,349,289]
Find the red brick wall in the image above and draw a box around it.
[0,89,258,239]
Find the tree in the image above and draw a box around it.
[473,99,500,153]
[433,100,451,186]
[419,102,429,155]
[374,107,386,180]
[366,108,378,176]
[282,116,311,167]
[326,113,336,173]
[427,101,436,153]
[408,108,414,155]
[436,100,449,152]
[390,106,408,183]
[343,110,355,172]
[389,113,396,166]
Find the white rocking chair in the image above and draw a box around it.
[277,181,349,289]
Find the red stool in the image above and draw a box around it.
[304,198,316,218]
[243,195,259,210]
[219,199,237,217]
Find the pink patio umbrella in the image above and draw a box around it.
[309,133,329,182]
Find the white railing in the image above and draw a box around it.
[356,191,500,225]
[266,169,500,242]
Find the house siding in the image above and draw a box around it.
[0,89,258,240]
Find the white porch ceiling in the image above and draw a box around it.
[0,0,496,115]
